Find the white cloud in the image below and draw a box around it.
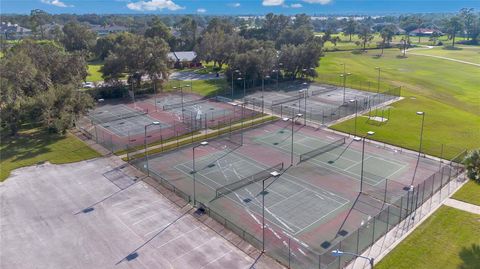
[40,0,72,7]
[302,0,332,4]
[228,2,241,8]
[127,0,184,11]
[262,0,284,6]
[197,8,207,13]
[291,3,303,8]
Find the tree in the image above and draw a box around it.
[144,18,175,49]
[380,25,395,55]
[331,36,340,48]
[356,24,374,51]
[279,42,322,80]
[465,150,480,183]
[459,8,477,40]
[343,18,357,42]
[263,13,291,41]
[61,21,97,52]
[444,16,463,47]
[29,9,51,39]
[0,40,93,134]
[175,17,197,51]
[429,31,441,45]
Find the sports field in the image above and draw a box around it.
[407,45,480,65]
[318,48,480,159]
[131,120,445,267]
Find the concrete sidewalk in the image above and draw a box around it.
[444,197,480,215]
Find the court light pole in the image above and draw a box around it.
[416,111,425,158]
[360,131,375,193]
[144,121,161,176]
[259,170,281,253]
[302,82,308,125]
[349,99,359,138]
[192,141,208,206]
[262,75,270,115]
[231,69,240,98]
[340,72,352,104]
[331,249,374,269]
[375,67,381,93]
[284,112,303,166]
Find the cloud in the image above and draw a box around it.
[302,0,332,4]
[228,2,241,8]
[40,0,72,7]
[127,0,184,11]
[290,3,303,8]
[197,8,207,13]
[262,0,284,6]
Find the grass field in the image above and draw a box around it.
[318,48,480,159]
[408,46,480,64]
[163,78,228,97]
[376,206,480,269]
[0,128,100,181]
[451,180,480,206]
[86,60,104,82]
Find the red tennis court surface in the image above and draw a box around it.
[130,120,445,268]
[77,92,258,152]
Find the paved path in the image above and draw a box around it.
[444,198,480,215]
[406,46,480,67]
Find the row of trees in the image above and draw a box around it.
[0,40,93,135]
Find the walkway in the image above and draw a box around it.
[444,197,480,215]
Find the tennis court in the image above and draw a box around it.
[131,119,441,260]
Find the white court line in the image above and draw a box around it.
[143,214,189,238]
[155,226,201,249]
[199,250,234,269]
[171,237,216,262]
[132,212,159,226]
[121,200,163,215]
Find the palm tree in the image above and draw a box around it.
[465,150,480,183]
[380,25,395,55]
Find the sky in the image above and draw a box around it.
[1,0,479,15]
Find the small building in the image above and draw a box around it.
[167,51,201,69]
[409,28,443,37]
[0,22,32,40]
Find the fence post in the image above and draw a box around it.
[288,238,291,268]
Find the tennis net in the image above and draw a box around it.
[310,86,337,96]
[91,108,148,124]
[215,162,284,198]
[163,99,208,110]
[271,95,303,107]
[299,137,346,162]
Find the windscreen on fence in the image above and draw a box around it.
[310,86,337,96]
[163,99,208,110]
[215,162,284,198]
[91,108,148,124]
[299,138,346,163]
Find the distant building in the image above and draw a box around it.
[89,24,128,36]
[0,22,32,40]
[409,28,443,37]
[167,51,201,69]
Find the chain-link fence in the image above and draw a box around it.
[75,96,262,155]
[271,86,401,126]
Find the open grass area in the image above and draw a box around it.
[376,206,480,269]
[452,180,480,206]
[163,78,228,97]
[408,45,480,64]
[86,60,104,82]
[0,128,100,181]
[320,49,480,159]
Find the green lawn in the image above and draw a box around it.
[452,180,480,206]
[0,128,100,181]
[376,206,480,269]
[320,49,480,159]
[86,60,104,82]
[163,78,228,97]
[408,46,480,65]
